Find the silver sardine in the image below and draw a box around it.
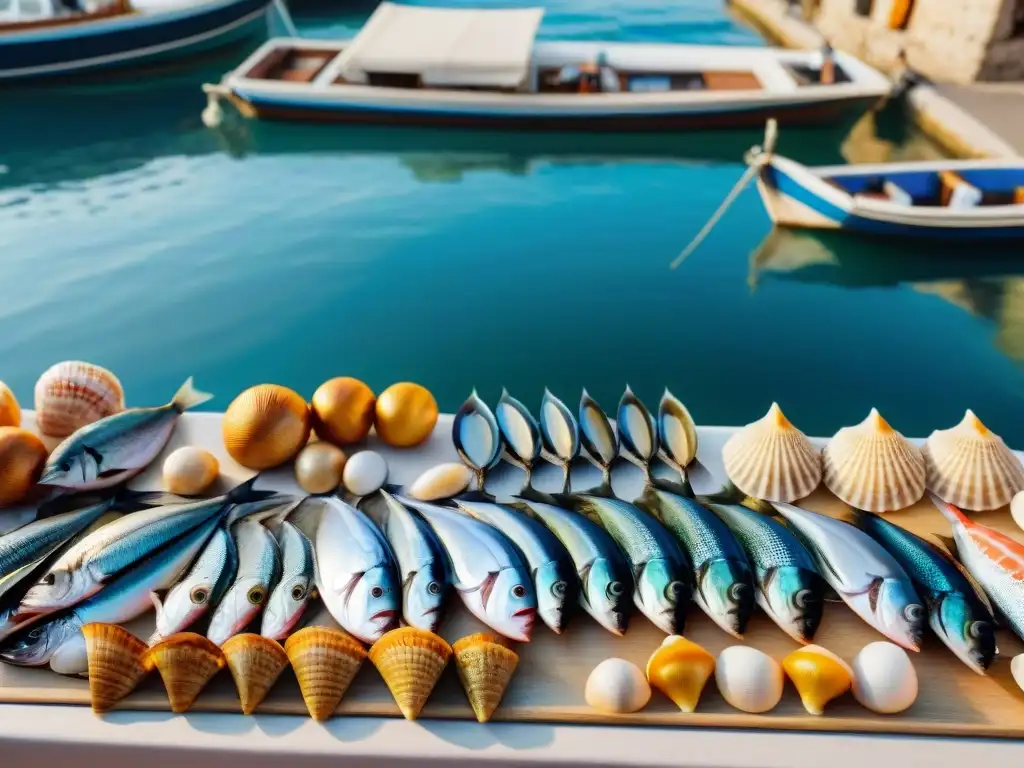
[207,519,280,646]
[261,521,315,641]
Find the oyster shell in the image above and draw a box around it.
[81,623,150,714]
[284,626,367,721]
[34,361,124,438]
[369,626,452,721]
[452,633,519,723]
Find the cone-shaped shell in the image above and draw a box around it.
[222,384,311,470]
[452,633,519,723]
[284,626,367,721]
[0,381,20,428]
[34,361,124,438]
[823,409,926,513]
[369,626,452,721]
[222,634,289,715]
[496,390,541,467]
[924,410,1024,511]
[645,635,715,714]
[617,386,658,465]
[658,389,698,470]
[782,644,853,716]
[145,633,226,714]
[453,390,501,473]
[722,403,822,503]
[407,462,474,501]
[81,623,150,713]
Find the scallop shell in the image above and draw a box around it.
[33,361,124,438]
[294,442,347,495]
[923,410,1024,511]
[496,389,541,468]
[407,462,473,501]
[645,635,715,714]
[222,384,311,470]
[584,658,651,715]
[452,390,501,474]
[539,389,580,464]
[0,427,48,506]
[452,633,519,723]
[343,450,389,496]
[823,409,926,513]
[284,626,367,721]
[658,389,698,470]
[851,641,918,714]
[715,646,784,714]
[0,382,20,428]
[145,633,226,714]
[782,644,852,716]
[368,626,452,721]
[81,623,150,714]
[617,386,658,465]
[163,446,219,496]
[579,390,618,470]
[722,403,822,503]
[310,376,376,446]
[222,633,290,715]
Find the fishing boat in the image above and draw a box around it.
[0,0,272,82]
[201,1,891,132]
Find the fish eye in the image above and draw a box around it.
[665,581,686,601]
[794,589,815,608]
[190,587,209,605]
[427,581,442,596]
[59,461,72,473]
[728,583,749,601]
[291,584,307,601]
[512,585,527,599]
[606,581,625,598]
[28,628,43,640]
[904,604,925,622]
[551,581,567,598]
[371,586,384,599]
[42,573,56,586]
[247,587,266,605]
[969,621,992,639]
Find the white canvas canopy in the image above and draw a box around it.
[333,2,545,89]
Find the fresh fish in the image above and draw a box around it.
[854,509,996,674]
[210,520,239,608]
[360,490,449,633]
[452,390,501,485]
[400,495,537,642]
[538,389,580,494]
[315,496,401,643]
[261,521,315,641]
[772,502,926,651]
[496,390,542,477]
[207,519,280,646]
[37,377,213,492]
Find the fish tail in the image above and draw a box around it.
[111,488,187,511]
[171,376,214,413]
[847,508,869,529]
[926,491,969,526]
[227,474,278,505]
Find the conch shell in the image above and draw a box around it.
[369,626,452,721]
[284,626,367,721]
[0,381,20,428]
[782,644,852,715]
[222,633,290,715]
[222,384,311,470]
[34,361,124,438]
[145,633,226,714]
[81,623,150,713]
[823,409,926,513]
[407,462,473,501]
[923,410,1024,511]
[645,635,715,714]
[722,403,821,502]
[452,633,519,723]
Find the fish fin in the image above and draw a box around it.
[112,489,191,509]
[694,560,710,603]
[760,566,777,603]
[578,560,594,598]
[83,445,104,467]
[632,561,646,587]
[171,376,214,413]
[847,508,870,529]
[480,571,498,610]
[866,576,883,614]
[149,590,167,614]
[934,534,960,559]
[0,558,48,600]
[226,475,277,504]
[334,572,364,602]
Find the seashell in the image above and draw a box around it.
[0,381,20,428]
[369,626,452,721]
[617,385,658,465]
[1011,653,1024,695]
[782,644,852,716]
[221,633,290,715]
[496,389,541,468]
[823,409,926,513]
[851,641,918,714]
[294,442,347,494]
[584,657,651,714]
[579,390,618,470]
[539,389,580,464]
[284,626,367,721]
[408,462,473,501]
[162,446,219,496]
[375,382,438,448]
[33,361,124,438]
[310,377,376,446]
[81,623,150,713]
[658,389,698,470]
[0,427,48,506]
[1012,491,1024,534]
[145,633,226,714]
[452,390,500,474]
[924,410,1024,511]
[222,384,311,470]
[452,633,519,723]
[715,646,784,714]
[722,403,822,503]
[343,450,389,497]
[645,635,715,714]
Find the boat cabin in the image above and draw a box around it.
[0,0,127,30]
[830,166,1024,209]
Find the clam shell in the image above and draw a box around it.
[145,633,226,714]
[407,462,473,501]
[0,427,48,506]
[294,442,347,495]
[645,635,715,714]
[539,389,579,464]
[369,626,452,721]
[782,644,852,716]
[722,403,822,503]
[584,658,651,714]
[496,389,541,468]
[452,390,501,474]
[0,381,20,428]
[715,646,783,714]
[222,633,289,715]
[452,633,519,723]
[284,626,367,721]
[343,450,389,496]
[81,623,150,714]
[33,361,124,438]
[923,410,1024,511]
[617,386,658,465]
[579,390,618,470]
[823,409,926,513]
[163,446,219,496]
[222,384,311,470]
[851,641,917,714]
[658,389,698,470]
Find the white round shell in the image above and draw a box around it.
[851,641,918,714]
[34,360,125,438]
[584,658,651,714]
[1012,491,1024,535]
[343,450,389,496]
[714,646,784,714]
[162,446,219,496]
[1011,654,1024,695]
[407,462,473,501]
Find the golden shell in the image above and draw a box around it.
[162,446,219,496]
[923,410,1024,511]
[81,623,150,714]
[0,382,20,428]
[144,633,226,714]
[284,626,367,722]
[722,403,822,502]
[369,626,452,721]
[33,361,124,438]
[407,462,474,501]
[222,384,311,470]
[823,409,926,513]
[0,427,48,506]
[645,635,716,714]
[310,377,376,446]
[221,633,290,715]
[294,442,347,495]
[452,633,519,723]
[374,382,439,448]
[782,644,853,716]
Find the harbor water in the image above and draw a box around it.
[2,0,1023,444]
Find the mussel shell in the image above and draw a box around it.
[539,389,580,464]
[579,391,618,469]
[452,390,501,473]
[658,389,699,470]
[496,390,541,467]
[616,386,658,464]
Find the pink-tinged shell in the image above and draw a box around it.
[34,361,125,438]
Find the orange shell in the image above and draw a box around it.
[284,626,368,722]
[369,627,452,720]
[374,383,439,448]
[222,384,311,470]
[81,623,150,714]
[144,633,226,714]
[0,382,19,428]
[310,377,377,446]
[0,427,48,506]
[221,634,290,715]
[453,633,519,723]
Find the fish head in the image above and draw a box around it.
[402,565,448,633]
[763,566,824,644]
[261,574,314,641]
[37,446,97,489]
[582,557,631,636]
[0,616,76,667]
[206,577,267,646]
[152,580,217,643]
[636,559,689,635]
[480,568,537,643]
[17,564,93,619]
[534,560,576,635]
[697,560,754,638]
[340,565,400,644]
[932,592,996,674]
[875,579,926,651]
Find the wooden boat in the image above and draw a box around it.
[202,1,892,132]
[0,0,272,82]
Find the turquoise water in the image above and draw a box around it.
[2,0,1023,446]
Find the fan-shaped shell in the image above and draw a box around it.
[222,634,289,715]
[408,462,473,501]
[496,390,541,467]
[823,409,926,513]
[34,361,124,438]
[722,403,822,502]
[0,382,20,428]
[284,626,367,721]
[369,626,452,721]
[579,390,618,469]
[539,389,580,464]
[222,384,311,470]
[81,623,150,714]
[452,633,519,723]
[617,386,658,465]
[924,410,1024,511]
[658,389,698,470]
[163,446,219,496]
[452,390,500,473]
[0,427,48,506]
[145,633,226,714]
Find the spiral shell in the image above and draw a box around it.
[0,382,20,428]
[0,427,48,506]
[222,634,289,715]
[163,447,219,496]
[34,361,124,438]
[310,377,376,446]
[284,626,367,721]
[369,627,452,721]
[81,623,150,714]
[453,633,519,723]
[294,442,347,494]
[222,384,311,470]
[145,633,226,714]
